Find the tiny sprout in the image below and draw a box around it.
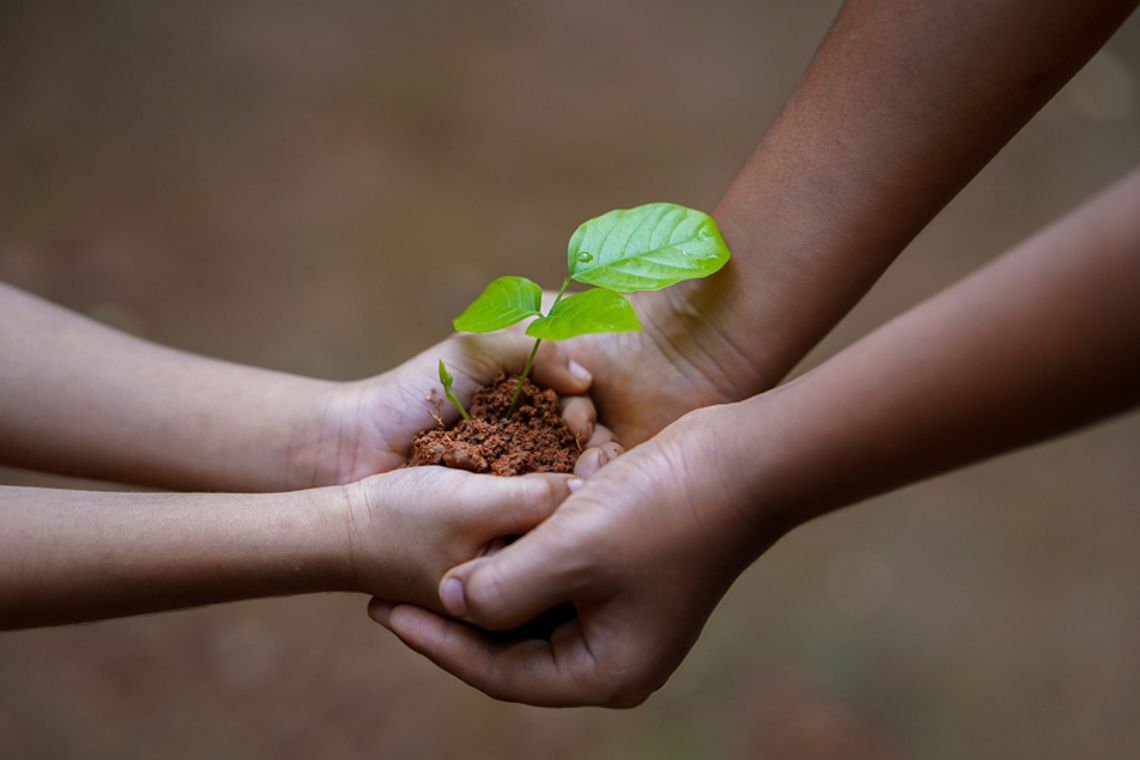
[438,359,470,421]
[447,202,731,418]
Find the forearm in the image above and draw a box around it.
[668,0,1136,394]
[0,283,338,490]
[731,167,1140,533]
[0,484,352,630]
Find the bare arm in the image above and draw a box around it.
[702,0,1138,386]
[0,485,345,629]
[0,468,574,631]
[0,285,598,489]
[372,167,1140,707]
[0,283,333,490]
[576,0,1137,443]
[728,164,1140,527]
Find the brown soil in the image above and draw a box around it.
[408,374,580,476]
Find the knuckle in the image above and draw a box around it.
[602,669,659,709]
[571,397,596,421]
[480,678,513,704]
[465,566,509,624]
[606,688,651,709]
[588,675,648,709]
[529,475,565,512]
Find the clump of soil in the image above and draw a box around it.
[408,374,580,476]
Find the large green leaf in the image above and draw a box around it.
[453,276,543,333]
[526,288,640,341]
[567,202,731,292]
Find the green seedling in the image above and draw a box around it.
[446,202,731,418]
[437,359,470,420]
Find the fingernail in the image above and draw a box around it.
[368,599,392,626]
[440,577,469,617]
[568,360,592,385]
[567,477,584,492]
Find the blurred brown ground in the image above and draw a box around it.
[1,2,1138,758]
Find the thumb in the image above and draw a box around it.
[439,525,582,631]
[528,341,592,397]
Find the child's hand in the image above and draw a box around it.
[340,467,578,611]
[290,333,622,488]
[0,464,578,629]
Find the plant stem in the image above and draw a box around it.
[446,389,471,420]
[506,276,572,417]
[506,338,542,416]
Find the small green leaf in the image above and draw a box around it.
[453,276,543,333]
[526,288,640,341]
[567,202,731,292]
[437,359,469,420]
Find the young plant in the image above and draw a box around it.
[444,202,731,418]
[437,359,470,420]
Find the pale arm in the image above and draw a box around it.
[0,284,598,489]
[0,468,575,631]
[0,485,347,629]
[0,283,333,491]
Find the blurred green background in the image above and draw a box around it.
[1,2,1138,758]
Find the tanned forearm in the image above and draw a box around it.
[667,0,1137,395]
[731,166,1140,533]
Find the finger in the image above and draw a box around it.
[383,604,603,707]
[574,448,606,479]
[479,536,511,557]
[459,471,578,536]
[560,396,597,446]
[439,521,585,630]
[600,441,625,461]
[585,423,617,449]
[529,342,592,397]
[574,439,625,478]
[445,333,585,392]
[367,597,394,627]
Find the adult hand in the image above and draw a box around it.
[367,402,784,707]
[536,289,760,449]
[372,165,1140,706]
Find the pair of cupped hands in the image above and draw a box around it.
[312,291,768,708]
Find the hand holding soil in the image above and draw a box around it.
[371,170,1140,707]
[0,286,617,628]
[293,331,618,484]
[409,373,611,477]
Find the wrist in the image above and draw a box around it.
[654,282,779,399]
[289,483,361,593]
[720,384,850,545]
[281,379,371,489]
[675,395,821,573]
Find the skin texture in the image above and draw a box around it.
[0,292,614,629]
[542,0,1138,447]
[0,468,577,630]
[369,160,1140,707]
[0,283,611,489]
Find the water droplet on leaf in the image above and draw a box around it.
[577,252,593,263]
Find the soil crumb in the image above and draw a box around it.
[408,374,579,476]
